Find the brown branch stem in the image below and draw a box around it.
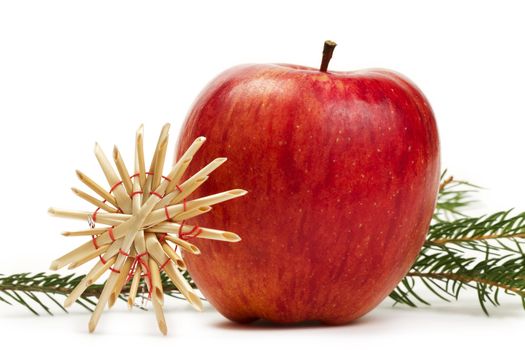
[430,232,525,245]
[439,176,454,192]
[406,271,525,297]
[0,281,181,298]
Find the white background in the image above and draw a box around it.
[0,0,524,348]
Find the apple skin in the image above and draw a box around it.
[176,63,440,324]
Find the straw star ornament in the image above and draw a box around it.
[48,124,247,335]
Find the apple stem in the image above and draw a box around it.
[320,40,337,73]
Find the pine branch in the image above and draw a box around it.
[428,211,525,254]
[0,271,197,315]
[1,171,524,316]
[390,173,525,313]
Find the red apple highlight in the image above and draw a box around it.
[176,42,440,324]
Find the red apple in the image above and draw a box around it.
[176,42,440,324]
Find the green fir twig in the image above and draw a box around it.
[0,271,196,315]
[391,172,525,313]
